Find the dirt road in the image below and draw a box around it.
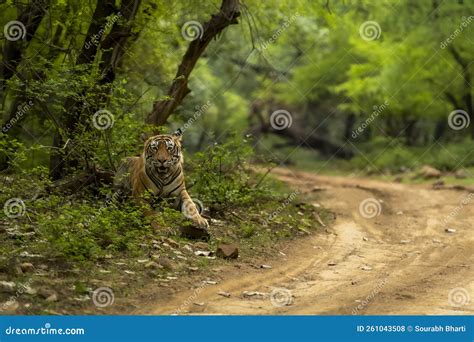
[143,168,474,315]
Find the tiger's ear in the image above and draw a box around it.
[172,128,183,142]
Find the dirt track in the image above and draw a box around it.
[143,168,474,315]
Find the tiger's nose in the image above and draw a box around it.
[157,158,167,164]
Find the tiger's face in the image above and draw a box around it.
[144,132,183,176]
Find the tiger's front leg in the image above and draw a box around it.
[179,189,209,229]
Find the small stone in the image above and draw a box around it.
[360,265,373,271]
[432,238,441,243]
[260,264,272,269]
[20,262,35,273]
[216,244,239,259]
[0,281,15,293]
[46,293,58,302]
[162,237,179,249]
[193,302,205,306]
[400,240,410,244]
[145,261,162,270]
[362,237,369,242]
[193,242,209,250]
[183,245,193,253]
[124,270,136,275]
[188,267,199,272]
[420,165,441,179]
[327,262,337,266]
[218,291,231,298]
[156,257,174,271]
[242,291,267,299]
[445,228,456,233]
[194,250,212,257]
[396,211,403,215]
[454,169,467,179]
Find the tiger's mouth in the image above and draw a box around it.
[156,165,168,174]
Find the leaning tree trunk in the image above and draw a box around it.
[146,0,240,127]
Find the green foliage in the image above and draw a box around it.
[188,135,272,210]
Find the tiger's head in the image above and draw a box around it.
[143,129,183,176]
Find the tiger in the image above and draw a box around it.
[114,129,209,229]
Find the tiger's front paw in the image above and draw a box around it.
[193,216,209,230]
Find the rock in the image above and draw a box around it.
[193,242,209,251]
[432,180,444,189]
[193,302,205,306]
[362,237,369,242]
[156,257,174,271]
[194,250,212,257]
[162,237,180,249]
[420,165,441,179]
[218,291,231,298]
[38,288,57,299]
[260,264,272,269]
[400,240,410,244]
[445,228,456,233]
[242,291,267,299]
[145,261,162,270]
[20,262,35,273]
[46,293,58,302]
[183,245,194,253]
[216,244,239,259]
[396,211,403,215]
[360,265,373,271]
[188,266,199,272]
[0,281,15,293]
[454,169,467,179]
[179,226,210,240]
[327,262,337,266]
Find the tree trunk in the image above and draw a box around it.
[146,0,240,127]
[49,0,117,180]
[0,0,48,106]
